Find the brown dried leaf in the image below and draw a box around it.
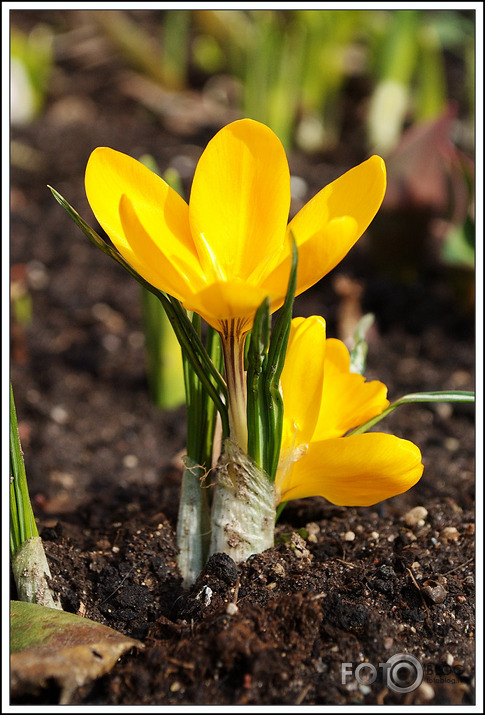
[10,600,143,704]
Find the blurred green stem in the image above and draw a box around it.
[367,10,419,154]
[141,286,185,409]
[91,10,185,90]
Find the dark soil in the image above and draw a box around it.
[9,10,475,707]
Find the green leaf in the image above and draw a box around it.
[275,500,288,522]
[348,390,475,436]
[10,382,38,556]
[246,296,271,468]
[263,234,298,480]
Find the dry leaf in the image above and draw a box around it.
[10,600,143,704]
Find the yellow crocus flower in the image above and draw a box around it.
[276,317,423,506]
[85,119,386,448]
[85,119,386,338]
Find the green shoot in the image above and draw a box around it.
[10,382,38,556]
[10,383,62,609]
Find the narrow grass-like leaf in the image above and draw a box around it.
[49,186,229,435]
[246,297,271,468]
[10,384,62,609]
[275,501,288,522]
[183,312,201,461]
[264,235,298,480]
[10,382,38,556]
[166,294,229,438]
[348,390,475,436]
[183,314,222,465]
[203,326,223,465]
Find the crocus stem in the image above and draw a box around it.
[221,331,248,451]
[209,440,276,562]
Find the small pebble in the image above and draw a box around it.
[422,579,447,603]
[444,437,460,451]
[50,405,68,424]
[123,454,139,469]
[305,522,320,543]
[442,652,454,666]
[440,526,459,541]
[404,506,428,527]
[50,471,74,488]
[435,402,453,419]
[344,531,355,541]
[400,529,417,544]
[27,260,49,289]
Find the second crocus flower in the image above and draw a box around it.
[276,317,424,507]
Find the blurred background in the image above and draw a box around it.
[9,8,476,513]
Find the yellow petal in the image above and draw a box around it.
[263,215,359,303]
[189,119,291,284]
[85,147,203,296]
[315,339,389,439]
[276,433,423,506]
[280,316,327,448]
[294,155,386,239]
[117,195,204,301]
[182,279,273,335]
[266,155,387,297]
